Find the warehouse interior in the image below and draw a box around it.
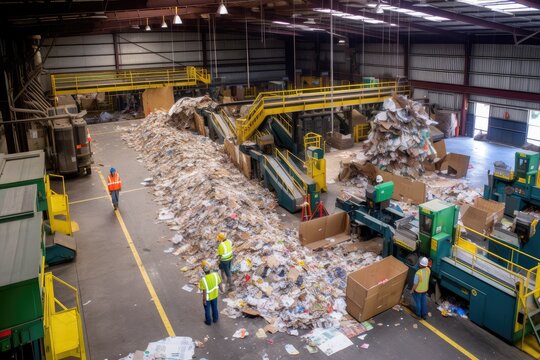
[0,0,540,359]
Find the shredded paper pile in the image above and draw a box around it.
[123,98,381,332]
[365,94,437,177]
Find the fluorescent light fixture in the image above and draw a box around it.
[272,21,290,25]
[304,18,316,24]
[218,1,228,15]
[174,7,183,24]
[367,4,449,21]
[161,16,168,28]
[456,0,537,13]
[338,39,346,44]
[145,18,151,31]
[375,5,384,13]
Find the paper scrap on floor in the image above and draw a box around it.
[304,328,354,356]
[119,337,194,360]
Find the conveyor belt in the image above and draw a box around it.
[237,82,410,143]
[454,247,532,290]
[264,156,304,209]
[210,112,236,140]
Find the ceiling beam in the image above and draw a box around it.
[512,0,540,9]
[388,0,532,36]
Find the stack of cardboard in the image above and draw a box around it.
[329,132,354,150]
[365,94,437,178]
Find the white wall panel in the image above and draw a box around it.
[413,88,462,111]
[409,44,464,84]
[490,106,528,122]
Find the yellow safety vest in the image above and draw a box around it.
[218,239,233,261]
[415,267,431,293]
[199,272,221,301]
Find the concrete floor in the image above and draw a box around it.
[54,122,530,360]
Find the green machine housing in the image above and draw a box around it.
[484,150,540,217]
[0,151,47,212]
[418,199,459,274]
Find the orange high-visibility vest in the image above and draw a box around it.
[107,173,122,191]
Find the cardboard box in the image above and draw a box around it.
[142,87,174,116]
[461,197,505,234]
[299,211,350,250]
[424,139,470,178]
[329,132,354,150]
[346,256,408,321]
[351,109,368,127]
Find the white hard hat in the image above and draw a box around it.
[375,175,383,183]
[419,257,429,267]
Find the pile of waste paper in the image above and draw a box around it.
[123,99,381,332]
[364,94,437,178]
[167,95,217,129]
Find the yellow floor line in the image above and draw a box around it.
[403,307,478,360]
[96,170,175,337]
[69,187,145,205]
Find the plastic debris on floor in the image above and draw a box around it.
[119,337,195,360]
[364,95,437,178]
[438,300,468,318]
[123,101,383,332]
[303,327,354,356]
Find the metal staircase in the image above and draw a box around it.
[43,272,86,360]
[51,66,211,96]
[236,81,410,143]
[45,174,78,236]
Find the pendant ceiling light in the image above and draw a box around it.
[173,6,183,24]
[161,16,168,28]
[217,0,228,15]
[145,18,151,31]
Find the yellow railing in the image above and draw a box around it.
[43,272,86,359]
[244,86,257,99]
[274,149,307,193]
[275,114,293,134]
[304,132,323,152]
[263,155,300,198]
[236,81,410,143]
[51,66,211,96]
[45,174,76,236]
[353,123,370,142]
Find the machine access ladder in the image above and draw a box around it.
[43,272,86,360]
[51,66,211,96]
[236,81,410,143]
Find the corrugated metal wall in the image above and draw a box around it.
[413,88,462,111]
[470,44,540,94]
[41,32,286,86]
[409,44,464,84]
[359,43,405,78]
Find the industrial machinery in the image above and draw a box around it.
[0,150,85,359]
[337,193,540,355]
[484,150,540,217]
[47,105,93,176]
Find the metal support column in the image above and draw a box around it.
[460,39,471,136]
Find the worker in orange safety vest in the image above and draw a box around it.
[107,168,122,210]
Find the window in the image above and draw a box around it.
[420,214,433,235]
[474,102,490,136]
[527,110,540,146]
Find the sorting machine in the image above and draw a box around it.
[337,184,540,354]
[484,150,540,217]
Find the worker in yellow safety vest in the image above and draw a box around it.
[410,257,431,320]
[107,167,122,210]
[216,232,234,292]
[198,261,222,326]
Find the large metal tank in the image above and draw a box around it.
[72,118,92,174]
[52,118,78,174]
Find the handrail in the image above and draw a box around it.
[264,155,301,197]
[51,66,211,96]
[451,241,526,292]
[274,149,307,192]
[236,81,409,143]
[458,224,540,269]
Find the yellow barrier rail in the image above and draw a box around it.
[43,272,86,359]
[274,149,307,193]
[236,81,410,143]
[353,123,370,142]
[275,114,293,134]
[304,132,322,152]
[51,66,211,96]
[263,155,301,198]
